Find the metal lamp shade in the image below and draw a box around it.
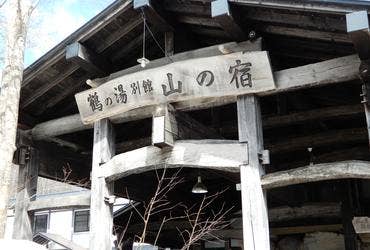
[192,176,208,194]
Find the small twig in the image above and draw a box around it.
[118,212,133,247]
[0,0,6,9]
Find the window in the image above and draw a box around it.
[34,214,48,233]
[74,210,89,232]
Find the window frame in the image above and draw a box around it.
[73,209,90,233]
[33,212,49,234]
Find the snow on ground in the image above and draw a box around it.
[0,240,46,250]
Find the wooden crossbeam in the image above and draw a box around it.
[219,104,363,134]
[101,140,248,182]
[267,128,367,154]
[66,42,109,76]
[228,0,370,14]
[214,224,342,238]
[95,17,143,53]
[230,203,341,226]
[268,203,341,222]
[28,193,90,212]
[133,0,173,32]
[261,160,370,189]
[260,25,350,43]
[211,0,246,41]
[270,224,342,235]
[30,52,360,140]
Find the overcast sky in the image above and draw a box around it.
[0,0,115,68]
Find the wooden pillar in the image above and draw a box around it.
[90,119,115,250]
[13,147,39,240]
[346,11,370,149]
[341,181,359,250]
[152,104,176,148]
[237,95,270,250]
[165,31,174,56]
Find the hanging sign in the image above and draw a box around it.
[75,51,275,124]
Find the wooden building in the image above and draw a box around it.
[12,0,370,249]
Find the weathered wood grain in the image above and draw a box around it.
[13,148,39,240]
[268,203,341,222]
[152,104,223,148]
[66,42,108,75]
[231,203,341,226]
[31,53,360,139]
[237,95,270,250]
[211,0,246,41]
[90,119,115,250]
[101,140,248,182]
[28,193,90,212]
[261,160,370,189]
[75,51,275,124]
[152,104,177,147]
[353,217,370,234]
[229,0,370,14]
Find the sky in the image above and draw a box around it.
[0,0,115,68]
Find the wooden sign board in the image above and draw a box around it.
[75,51,275,124]
[353,217,370,234]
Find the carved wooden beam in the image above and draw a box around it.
[101,140,248,182]
[211,0,246,41]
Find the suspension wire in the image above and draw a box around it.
[140,9,173,63]
[141,10,146,59]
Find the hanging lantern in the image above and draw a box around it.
[192,176,208,194]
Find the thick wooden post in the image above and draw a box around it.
[346,11,370,149]
[90,119,115,250]
[341,181,359,250]
[237,95,270,250]
[165,31,174,56]
[13,147,39,240]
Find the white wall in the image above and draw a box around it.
[4,211,14,239]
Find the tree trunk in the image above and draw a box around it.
[0,0,34,238]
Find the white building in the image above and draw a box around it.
[6,177,127,249]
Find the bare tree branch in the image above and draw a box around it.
[179,189,233,250]
[0,0,6,9]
